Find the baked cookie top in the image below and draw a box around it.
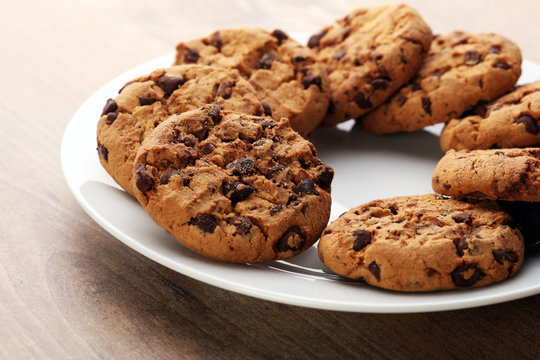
[318,194,524,292]
[308,4,432,126]
[432,148,540,202]
[132,105,334,263]
[173,27,330,137]
[97,64,264,196]
[360,31,522,134]
[440,81,540,151]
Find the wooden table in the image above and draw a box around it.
[2,0,539,358]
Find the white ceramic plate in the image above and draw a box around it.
[61,40,540,313]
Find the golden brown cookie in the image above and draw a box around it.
[308,4,432,126]
[432,148,540,201]
[440,81,540,151]
[360,31,522,134]
[173,27,330,136]
[96,64,265,196]
[132,105,333,263]
[318,194,524,292]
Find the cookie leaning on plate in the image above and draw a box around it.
[360,31,522,134]
[132,105,334,263]
[318,194,524,292]
[432,148,540,201]
[174,27,330,137]
[308,4,432,126]
[440,80,540,151]
[97,64,265,196]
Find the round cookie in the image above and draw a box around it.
[440,81,540,151]
[132,105,334,263]
[318,194,524,292]
[173,27,330,137]
[307,4,432,126]
[360,31,522,134]
[432,148,540,201]
[97,64,265,196]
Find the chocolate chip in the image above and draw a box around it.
[200,143,214,155]
[202,103,221,124]
[464,50,482,66]
[353,92,372,109]
[302,74,322,90]
[229,158,256,176]
[97,144,108,161]
[261,101,272,116]
[259,53,277,70]
[307,31,326,48]
[209,31,222,50]
[444,184,451,190]
[182,135,197,147]
[493,250,516,265]
[157,76,184,98]
[184,48,200,63]
[452,213,471,224]
[271,29,288,44]
[388,205,398,215]
[455,236,469,257]
[216,80,235,99]
[160,169,190,186]
[352,230,371,251]
[193,128,208,141]
[139,96,157,106]
[493,61,510,70]
[316,165,334,190]
[276,230,304,252]
[489,45,501,54]
[368,261,381,281]
[189,214,217,233]
[515,114,539,134]
[370,77,390,91]
[270,204,283,216]
[411,83,422,92]
[294,55,306,62]
[261,121,275,130]
[293,178,319,195]
[422,97,432,116]
[267,164,285,178]
[106,112,118,125]
[231,216,253,236]
[101,98,118,116]
[451,264,484,287]
[134,163,154,192]
[222,180,255,203]
[333,48,346,60]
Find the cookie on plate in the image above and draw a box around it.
[132,105,333,263]
[308,4,432,126]
[97,64,265,196]
[432,148,540,201]
[318,194,524,292]
[173,27,330,137]
[440,81,540,151]
[360,31,522,134]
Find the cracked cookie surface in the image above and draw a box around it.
[132,105,333,263]
[440,81,540,151]
[432,148,540,201]
[318,194,524,292]
[360,31,522,134]
[96,64,265,196]
[308,4,432,126]
[173,27,330,137]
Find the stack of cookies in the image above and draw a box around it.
[96,4,537,292]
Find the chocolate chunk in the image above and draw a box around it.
[464,50,482,66]
[138,96,157,106]
[267,164,285,178]
[261,101,272,116]
[259,53,277,70]
[455,236,469,257]
[333,48,346,60]
[493,61,510,70]
[515,114,539,134]
[370,77,390,91]
[270,204,283,216]
[189,214,217,233]
[106,112,118,125]
[352,230,371,251]
[307,31,326,48]
[157,75,184,98]
[368,261,381,281]
[216,80,235,99]
[452,213,472,224]
[302,74,322,90]
[134,163,154,192]
[209,31,222,50]
[231,216,253,236]
[184,48,200,63]
[276,230,304,252]
[97,144,108,161]
[271,29,288,44]
[160,169,190,186]
[492,250,516,264]
[316,165,334,190]
[451,264,484,287]
[222,180,255,203]
[229,158,256,176]
[422,97,432,116]
[353,92,372,109]
[101,98,118,116]
[293,178,319,195]
[202,103,221,124]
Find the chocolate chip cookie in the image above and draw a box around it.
[318,194,524,292]
[173,27,330,137]
[308,4,432,126]
[360,31,522,134]
[440,81,540,151]
[132,105,333,263]
[97,64,265,196]
[432,148,540,201]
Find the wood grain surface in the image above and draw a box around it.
[2,0,540,358]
